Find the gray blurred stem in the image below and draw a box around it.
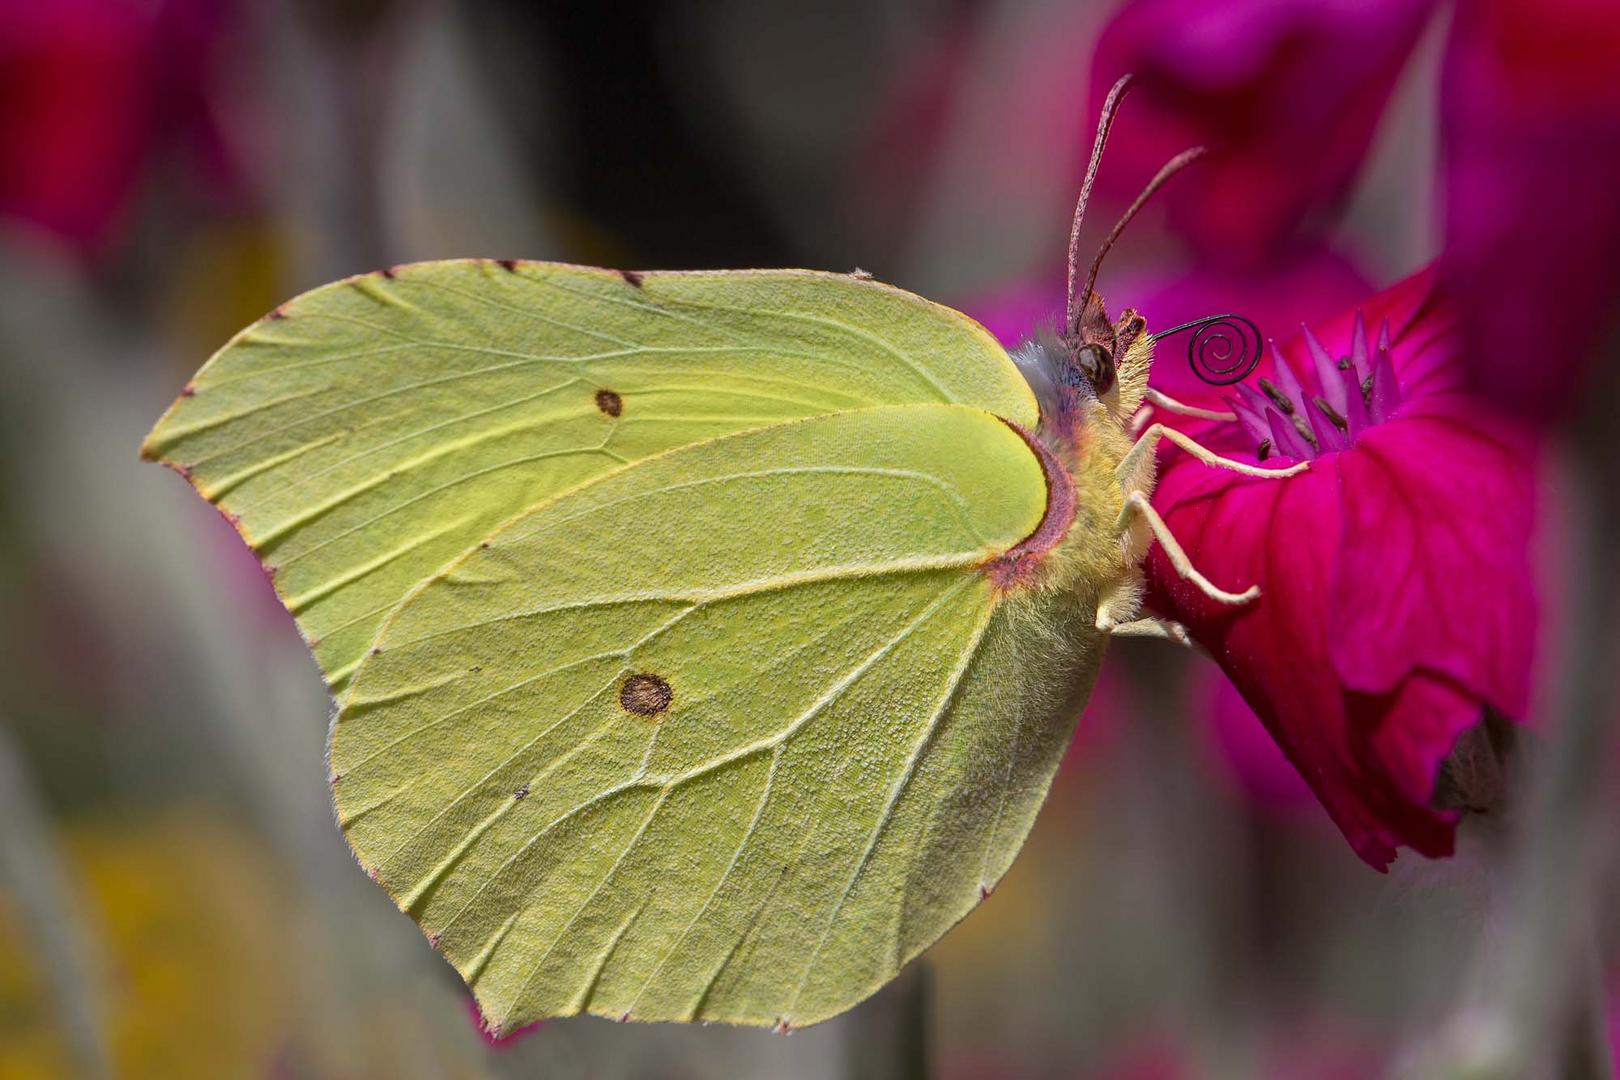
[1411,374,1620,1078]
[0,722,109,1079]
[846,962,931,1080]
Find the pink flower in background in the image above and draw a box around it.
[1440,0,1620,427]
[1143,268,1539,869]
[1089,0,1436,268]
[0,0,252,255]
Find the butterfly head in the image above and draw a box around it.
[1036,74,1206,436]
[1058,289,1152,422]
[1009,298,1153,446]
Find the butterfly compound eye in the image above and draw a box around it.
[1075,343,1117,396]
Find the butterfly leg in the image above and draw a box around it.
[1140,388,1238,422]
[1117,491,1258,605]
[1116,423,1307,492]
[1130,403,1155,437]
[1098,613,1193,646]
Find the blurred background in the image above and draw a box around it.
[0,1,1614,1077]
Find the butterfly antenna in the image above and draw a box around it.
[1075,145,1208,325]
[1066,74,1134,340]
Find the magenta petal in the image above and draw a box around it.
[1384,297,1458,400]
[1228,391,1273,445]
[1441,0,1620,427]
[1339,366,1371,437]
[1266,409,1313,461]
[1348,315,1370,382]
[1145,268,1540,870]
[1307,398,1350,454]
[1144,454,1464,869]
[1353,674,1487,813]
[1269,342,1308,409]
[1366,345,1400,423]
[1090,0,1439,266]
[1277,266,1436,383]
[1303,324,1347,414]
[1234,383,1271,416]
[1328,401,1537,719]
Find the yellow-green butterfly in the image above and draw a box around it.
[141,76,1300,1034]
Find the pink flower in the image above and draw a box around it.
[1088,0,1437,268]
[1439,0,1620,426]
[1143,268,1539,869]
[0,0,252,255]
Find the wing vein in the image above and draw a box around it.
[625,747,781,1016]
[783,592,996,1019]
[499,788,671,1023]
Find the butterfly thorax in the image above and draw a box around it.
[1000,310,1158,613]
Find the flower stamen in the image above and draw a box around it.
[1259,379,1295,414]
[1313,396,1349,433]
[1219,312,1402,462]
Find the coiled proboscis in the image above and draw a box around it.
[1151,313,1262,386]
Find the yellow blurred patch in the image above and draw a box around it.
[0,812,295,1080]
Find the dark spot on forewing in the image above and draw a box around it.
[596,389,623,417]
[618,269,644,288]
[620,673,672,717]
[498,259,519,272]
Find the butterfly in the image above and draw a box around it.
[141,75,1299,1034]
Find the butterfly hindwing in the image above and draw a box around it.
[331,403,1098,1031]
[140,263,1036,696]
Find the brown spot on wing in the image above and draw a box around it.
[595,389,623,417]
[618,269,644,288]
[620,673,672,717]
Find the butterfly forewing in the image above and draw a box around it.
[140,264,1036,696]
